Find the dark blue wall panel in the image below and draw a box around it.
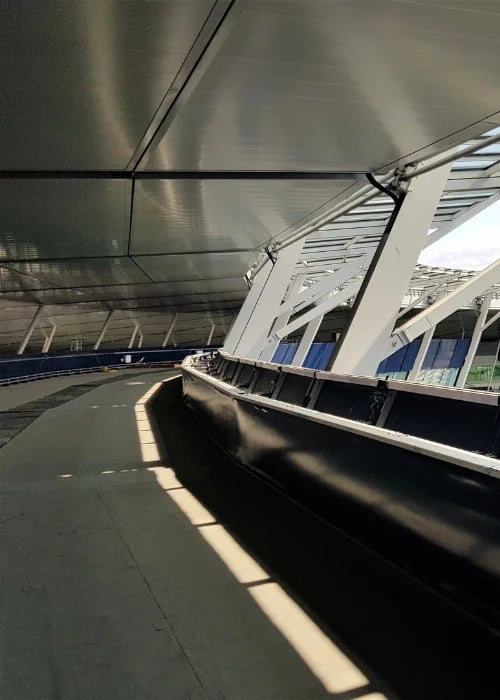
[0,347,214,382]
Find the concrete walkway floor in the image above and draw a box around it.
[0,373,387,700]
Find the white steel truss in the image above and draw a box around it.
[392,259,500,351]
[330,159,453,376]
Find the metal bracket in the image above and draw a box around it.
[264,245,277,265]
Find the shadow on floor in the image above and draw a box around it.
[1,372,383,700]
[151,376,500,700]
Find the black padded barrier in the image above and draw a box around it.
[182,366,500,633]
[277,373,314,406]
[222,359,238,382]
[314,380,382,423]
[253,368,279,397]
[385,391,500,456]
[235,363,255,389]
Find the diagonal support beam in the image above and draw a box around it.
[426,191,500,249]
[256,261,369,360]
[292,315,324,367]
[207,321,215,346]
[42,321,57,353]
[407,327,435,383]
[482,308,500,332]
[330,159,453,376]
[128,322,139,349]
[277,258,369,319]
[17,305,43,355]
[94,310,113,350]
[162,313,178,348]
[259,273,306,361]
[260,277,363,352]
[226,239,305,359]
[393,258,500,351]
[455,294,492,388]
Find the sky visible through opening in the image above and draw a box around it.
[419,200,500,271]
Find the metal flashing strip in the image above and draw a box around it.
[219,351,499,407]
[386,378,499,406]
[183,362,500,481]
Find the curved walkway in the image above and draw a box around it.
[0,371,387,700]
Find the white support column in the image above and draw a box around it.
[17,305,43,355]
[330,160,452,377]
[162,313,178,348]
[94,310,113,350]
[128,323,139,349]
[227,239,304,359]
[292,314,324,367]
[407,327,434,383]
[223,268,271,355]
[207,322,215,346]
[42,322,57,353]
[455,294,492,388]
[137,332,143,349]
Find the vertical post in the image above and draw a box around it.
[292,314,324,367]
[128,323,139,349]
[162,313,178,348]
[43,322,57,353]
[137,332,143,349]
[230,239,304,359]
[455,295,492,388]
[17,305,43,355]
[94,310,113,350]
[207,322,215,346]
[407,327,434,383]
[487,338,500,391]
[330,160,452,377]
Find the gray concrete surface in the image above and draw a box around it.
[0,373,378,700]
[0,368,166,411]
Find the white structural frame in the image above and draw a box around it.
[17,305,43,355]
[223,128,500,380]
[128,322,139,349]
[406,327,434,383]
[93,310,113,351]
[455,294,493,389]
[261,277,363,353]
[42,321,57,354]
[207,321,216,346]
[393,258,500,349]
[292,315,324,367]
[330,160,453,376]
[223,238,305,359]
[255,259,370,359]
[162,312,178,348]
[258,272,307,361]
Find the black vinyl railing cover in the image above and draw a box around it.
[204,352,500,457]
[182,351,500,633]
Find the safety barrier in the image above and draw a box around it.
[182,351,500,631]
[0,347,214,385]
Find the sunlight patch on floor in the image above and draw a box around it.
[134,379,387,699]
